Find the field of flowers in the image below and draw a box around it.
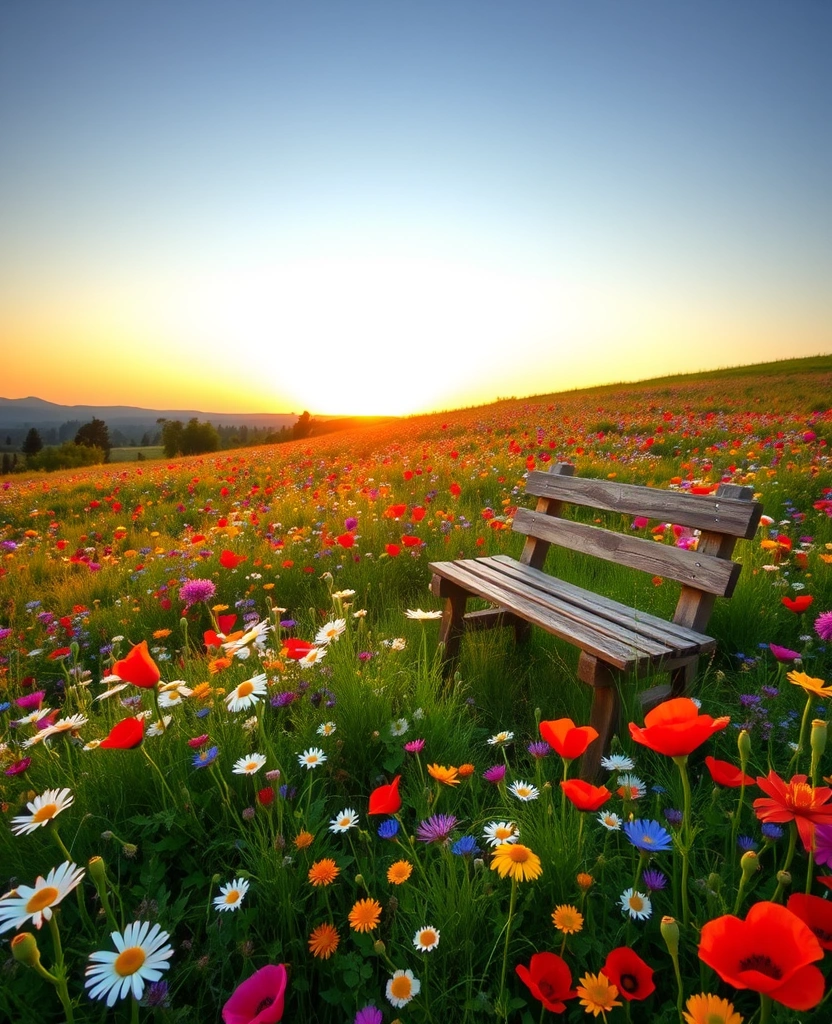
[2,356,832,1023]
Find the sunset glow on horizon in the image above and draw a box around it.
[1,1,830,418]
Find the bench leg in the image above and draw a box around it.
[669,658,697,698]
[437,584,468,680]
[577,653,620,782]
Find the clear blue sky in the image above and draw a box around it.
[1,0,829,415]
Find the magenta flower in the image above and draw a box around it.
[814,823,832,869]
[179,579,217,607]
[482,764,507,784]
[816,611,832,644]
[416,814,458,844]
[355,1008,383,1024]
[770,643,801,663]
[404,738,425,753]
[15,690,46,710]
[222,964,287,1024]
[4,757,31,777]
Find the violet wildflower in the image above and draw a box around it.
[271,691,298,708]
[816,611,832,643]
[15,691,46,710]
[482,764,507,784]
[404,738,425,754]
[527,741,551,759]
[416,814,457,844]
[179,579,217,607]
[355,1007,383,1024]
[663,808,683,827]
[642,868,668,892]
[814,823,832,867]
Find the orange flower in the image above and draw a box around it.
[753,772,832,852]
[427,764,460,786]
[111,641,160,689]
[308,922,340,959]
[294,831,314,850]
[705,756,755,788]
[698,901,824,1010]
[387,860,413,885]
[308,859,340,887]
[629,697,729,758]
[368,776,402,815]
[787,670,832,699]
[560,779,611,812]
[348,898,382,932]
[539,718,598,760]
[457,763,475,777]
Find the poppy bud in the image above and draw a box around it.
[373,940,386,955]
[11,932,41,968]
[740,851,759,883]
[660,916,679,956]
[811,719,828,764]
[707,873,721,894]
[88,854,107,891]
[737,729,751,764]
[776,870,792,889]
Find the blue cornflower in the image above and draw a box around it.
[377,819,399,840]
[196,707,211,719]
[192,745,219,768]
[452,835,481,857]
[279,784,297,800]
[762,823,784,841]
[737,835,758,852]
[642,868,668,892]
[623,819,673,853]
[0,702,10,714]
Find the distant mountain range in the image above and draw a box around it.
[0,396,299,431]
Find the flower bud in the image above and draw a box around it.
[737,729,751,763]
[777,870,792,889]
[811,719,828,762]
[740,851,759,883]
[11,932,41,968]
[355,874,365,888]
[707,872,721,894]
[660,916,679,957]
[373,940,386,955]
[88,854,107,890]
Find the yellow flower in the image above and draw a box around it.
[552,904,584,934]
[348,898,382,933]
[308,922,340,959]
[489,843,542,882]
[427,764,460,786]
[190,682,213,701]
[787,670,832,699]
[683,993,744,1024]
[387,860,413,885]
[577,972,622,1017]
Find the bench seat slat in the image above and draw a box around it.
[430,557,713,670]
[489,555,716,652]
[512,507,741,596]
[525,472,762,539]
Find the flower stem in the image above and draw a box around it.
[673,755,693,928]
[496,877,518,1021]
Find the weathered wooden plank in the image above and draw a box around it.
[488,555,716,653]
[512,507,740,596]
[524,470,762,538]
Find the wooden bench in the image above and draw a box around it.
[429,463,762,778]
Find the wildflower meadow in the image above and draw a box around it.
[2,355,832,1024]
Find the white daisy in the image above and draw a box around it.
[95,683,129,701]
[298,747,327,770]
[222,620,272,658]
[597,811,622,831]
[224,673,268,713]
[405,608,442,620]
[389,718,409,737]
[232,753,267,776]
[617,774,647,799]
[10,787,74,835]
[412,926,440,952]
[600,753,635,772]
[487,730,514,746]
[619,888,652,921]
[508,780,539,802]
[388,638,407,651]
[146,716,172,737]
[329,808,359,833]
[214,877,250,912]
[299,647,327,668]
[482,821,519,847]
[13,708,54,726]
[157,682,192,708]
[386,968,421,1008]
[315,618,346,645]
[85,920,173,1006]
[317,721,337,737]
[0,861,85,932]
[332,589,356,600]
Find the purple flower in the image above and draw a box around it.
[482,764,507,784]
[761,685,779,698]
[769,643,800,663]
[179,579,217,607]
[0,627,13,641]
[271,691,298,708]
[642,868,668,892]
[814,823,832,867]
[663,808,683,827]
[416,813,458,844]
[816,611,832,643]
[344,517,359,531]
[737,835,758,852]
[4,756,31,776]
[527,741,551,759]
[355,1007,383,1024]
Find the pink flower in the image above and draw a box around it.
[404,739,425,753]
[770,644,801,663]
[815,611,832,644]
[222,964,287,1024]
[15,690,46,710]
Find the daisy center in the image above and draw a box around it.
[225,890,240,904]
[237,681,254,697]
[390,976,413,1000]
[32,803,58,823]
[26,886,59,913]
[114,946,146,977]
[245,762,258,771]
[628,895,645,911]
[508,845,530,862]
[738,953,782,979]
[419,930,437,945]
[496,828,513,840]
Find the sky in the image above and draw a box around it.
[1,1,830,417]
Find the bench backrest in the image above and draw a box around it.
[514,462,763,634]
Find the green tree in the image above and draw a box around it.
[181,418,220,455]
[22,427,43,457]
[75,418,111,460]
[160,419,184,457]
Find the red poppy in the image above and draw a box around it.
[112,640,161,689]
[628,697,729,758]
[515,951,576,1013]
[787,894,832,951]
[257,786,275,808]
[48,647,72,660]
[705,756,755,788]
[411,506,426,521]
[816,875,832,892]
[401,535,422,547]
[218,613,237,633]
[560,779,611,812]
[282,638,315,661]
[384,504,407,519]
[449,483,461,496]
[219,549,247,569]
[539,718,599,761]
[99,717,144,749]
[601,947,655,1001]
[753,772,832,853]
[385,544,401,557]
[335,533,355,548]
[204,629,224,649]
[698,901,824,1011]
[368,775,402,815]
[782,595,813,614]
